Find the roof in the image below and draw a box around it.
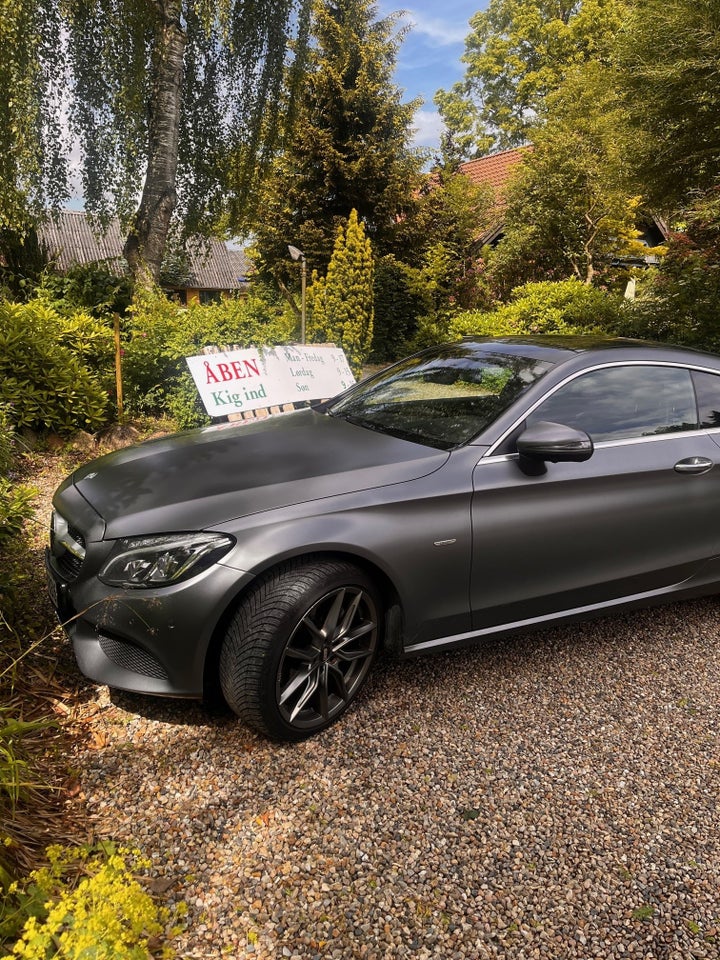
[456,147,531,246]
[39,210,251,290]
[458,147,531,204]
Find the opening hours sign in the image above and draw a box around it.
[185,344,356,418]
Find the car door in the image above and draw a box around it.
[469,362,720,630]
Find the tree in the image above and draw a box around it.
[0,0,312,286]
[0,0,66,233]
[489,63,647,289]
[248,0,423,299]
[615,0,720,210]
[405,171,495,307]
[623,191,720,353]
[435,0,624,157]
[309,209,374,376]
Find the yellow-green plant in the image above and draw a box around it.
[1,844,172,959]
[308,209,374,377]
[122,288,295,427]
[449,279,624,340]
[0,299,111,433]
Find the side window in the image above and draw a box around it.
[527,366,698,442]
[692,370,720,428]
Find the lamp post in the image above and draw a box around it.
[288,244,307,344]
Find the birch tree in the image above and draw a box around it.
[0,0,312,285]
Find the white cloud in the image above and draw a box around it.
[401,10,469,46]
[412,109,446,149]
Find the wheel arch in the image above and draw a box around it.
[202,549,404,701]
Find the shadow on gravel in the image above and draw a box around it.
[93,594,720,734]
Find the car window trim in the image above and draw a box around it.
[479,427,720,466]
[481,359,720,460]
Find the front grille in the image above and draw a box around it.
[56,551,84,580]
[99,633,169,681]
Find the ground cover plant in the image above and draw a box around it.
[0,386,178,957]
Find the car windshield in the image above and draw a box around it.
[327,342,556,450]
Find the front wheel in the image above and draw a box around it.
[219,559,381,740]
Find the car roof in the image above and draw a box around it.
[459,335,720,366]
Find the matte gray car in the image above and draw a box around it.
[46,337,720,739]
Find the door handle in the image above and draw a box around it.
[674,456,714,475]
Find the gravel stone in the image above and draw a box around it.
[70,601,720,958]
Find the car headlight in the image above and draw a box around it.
[98,532,235,588]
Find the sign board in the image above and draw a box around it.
[185,345,355,418]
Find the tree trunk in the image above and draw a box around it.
[123,0,185,286]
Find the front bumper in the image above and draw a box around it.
[46,544,251,698]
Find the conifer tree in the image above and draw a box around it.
[248,0,422,296]
[308,209,374,377]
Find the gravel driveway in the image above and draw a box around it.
[70,597,720,960]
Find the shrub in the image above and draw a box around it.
[622,193,720,353]
[0,406,36,639]
[0,406,16,478]
[0,481,35,547]
[1,844,172,957]
[370,255,433,363]
[307,210,373,378]
[37,263,134,320]
[0,300,112,434]
[122,289,294,428]
[449,279,625,340]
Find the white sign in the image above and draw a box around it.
[185,345,355,418]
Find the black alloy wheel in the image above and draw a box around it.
[220,559,381,740]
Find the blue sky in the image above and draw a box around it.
[377,1,486,154]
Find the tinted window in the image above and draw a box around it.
[329,344,556,449]
[692,370,720,428]
[527,365,697,442]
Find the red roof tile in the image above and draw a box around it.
[459,147,531,205]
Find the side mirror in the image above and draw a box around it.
[516,420,594,464]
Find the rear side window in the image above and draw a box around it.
[692,370,720,428]
[527,365,698,442]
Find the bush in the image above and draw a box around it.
[0,300,112,434]
[449,279,626,340]
[621,193,720,353]
[37,263,134,320]
[0,406,36,637]
[1,844,174,957]
[370,256,433,363]
[123,290,295,428]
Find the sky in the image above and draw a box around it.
[377,1,486,155]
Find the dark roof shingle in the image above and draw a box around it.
[39,211,250,290]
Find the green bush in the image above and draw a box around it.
[370,255,433,363]
[621,194,720,353]
[37,263,134,320]
[0,406,16,477]
[123,290,294,428]
[0,407,36,630]
[0,300,112,434]
[0,481,35,547]
[449,279,625,340]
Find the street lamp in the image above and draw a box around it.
[288,244,307,344]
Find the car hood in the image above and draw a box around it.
[72,408,449,539]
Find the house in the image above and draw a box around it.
[458,147,531,245]
[458,146,668,259]
[39,210,251,303]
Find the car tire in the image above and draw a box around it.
[219,558,381,740]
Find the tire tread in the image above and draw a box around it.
[219,558,375,739]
